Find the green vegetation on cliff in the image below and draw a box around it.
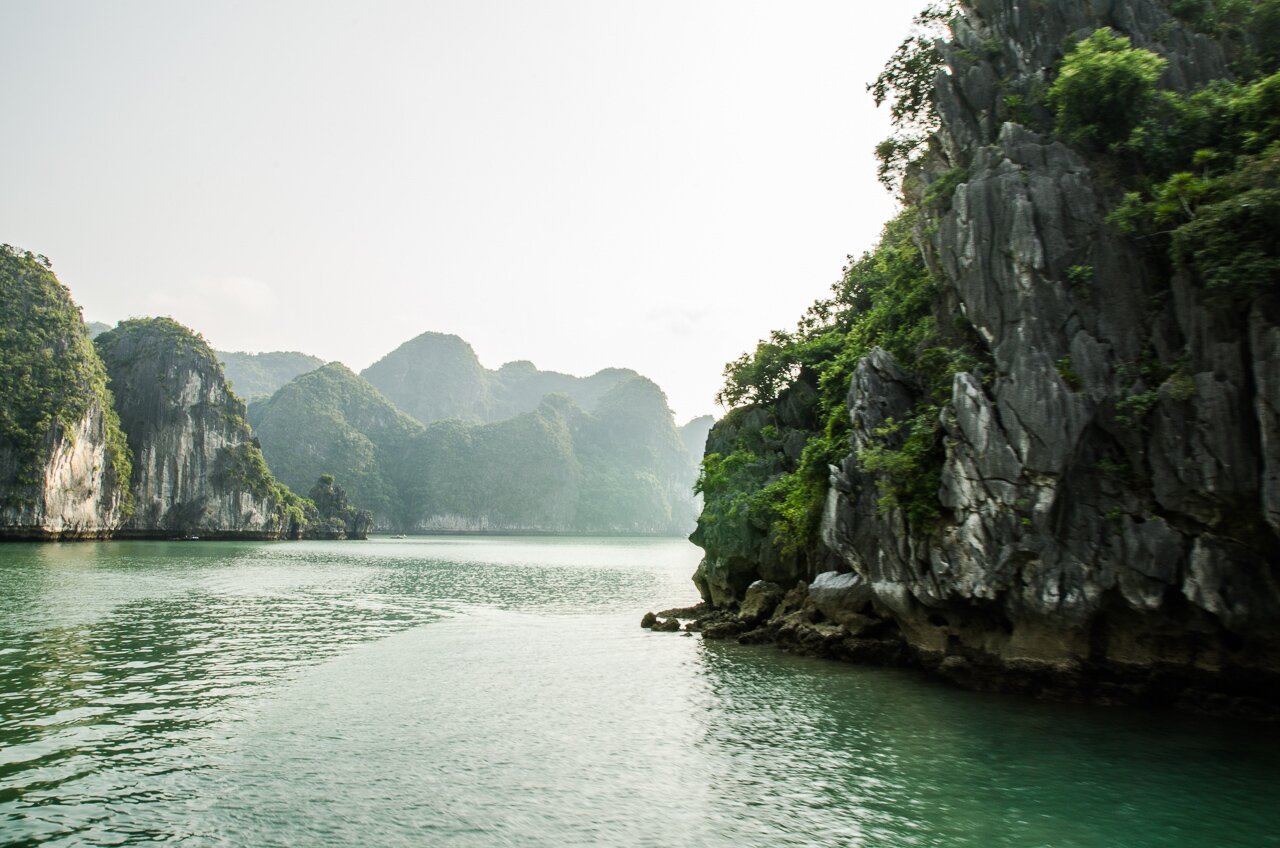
[0,245,131,501]
[697,0,1280,575]
[97,317,306,533]
[307,474,373,538]
[1091,18,1280,303]
[695,211,982,561]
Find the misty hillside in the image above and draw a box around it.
[248,362,424,521]
[361,331,643,425]
[252,335,706,534]
[219,350,326,401]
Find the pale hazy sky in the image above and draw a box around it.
[1,1,916,422]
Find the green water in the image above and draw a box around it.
[0,538,1276,847]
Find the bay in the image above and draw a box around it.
[0,538,1276,847]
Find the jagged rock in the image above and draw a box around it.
[640,612,658,629]
[738,580,785,625]
[807,572,877,629]
[0,398,128,540]
[657,603,711,619]
[652,618,682,633]
[96,318,296,539]
[700,619,747,640]
[689,0,1280,717]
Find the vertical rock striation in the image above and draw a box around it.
[96,318,298,539]
[690,0,1280,717]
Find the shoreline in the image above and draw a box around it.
[643,593,1280,723]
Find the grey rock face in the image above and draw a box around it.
[0,402,127,539]
[97,320,291,539]
[830,0,1278,705]
[694,0,1280,715]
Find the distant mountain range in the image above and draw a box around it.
[219,351,325,402]
[249,332,711,534]
[63,322,712,536]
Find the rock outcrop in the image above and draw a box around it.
[689,0,1280,717]
[96,318,299,539]
[0,246,131,539]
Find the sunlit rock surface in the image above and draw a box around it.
[97,318,295,539]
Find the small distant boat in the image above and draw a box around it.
[391,534,406,539]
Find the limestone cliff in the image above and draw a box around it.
[689,0,1280,717]
[0,246,131,539]
[95,318,299,539]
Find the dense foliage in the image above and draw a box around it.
[1105,77,1280,300]
[697,211,982,557]
[1047,28,1169,147]
[307,474,373,536]
[0,245,131,505]
[248,363,424,522]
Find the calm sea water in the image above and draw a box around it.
[1,537,1277,847]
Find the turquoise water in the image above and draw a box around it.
[0,538,1277,847]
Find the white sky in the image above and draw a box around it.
[1,1,915,422]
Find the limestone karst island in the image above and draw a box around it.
[2,0,1279,845]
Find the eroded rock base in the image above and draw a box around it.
[645,575,1280,722]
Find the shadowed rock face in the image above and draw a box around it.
[96,318,292,540]
[692,0,1280,717]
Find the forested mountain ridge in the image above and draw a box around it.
[360,330,644,426]
[688,0,1280,717]
[218,350,325,402]
[4,262,709,540]
[252,357,704,534]
[248,362,425,525]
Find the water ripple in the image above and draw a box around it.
[2,538,1278,847]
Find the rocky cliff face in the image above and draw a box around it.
[0,403,129,540]
[96,318,296,539]
[688,0,1280,717]
[0,247,130,539]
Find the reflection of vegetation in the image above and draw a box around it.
[0,245,131,508]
